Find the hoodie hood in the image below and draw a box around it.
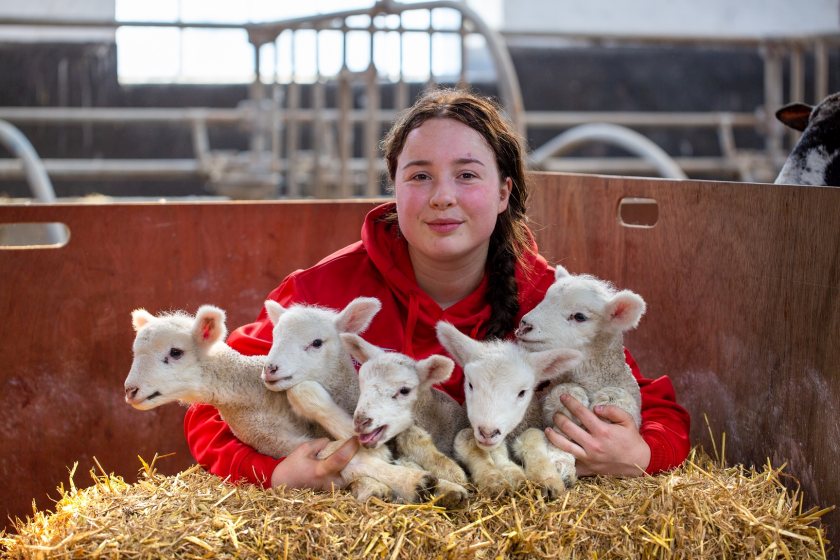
[362,201,553,358]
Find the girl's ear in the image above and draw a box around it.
[497,177,512,214]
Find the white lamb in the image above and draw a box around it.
[123,304,431,502]
[260,297,438,504]
[340,333,470,509]
[436,321,582,498]
[515,265,645,433]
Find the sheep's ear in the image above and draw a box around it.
[336,297,382,334]
[193,305,227,347]
[131,308,155,331]
[603,290,646,332]
[340,333,382,364]
[527,348,582,382]
[775,102,813,132]
[416,355,455,387]
[264,300,287,326]
[555,264,571,280]
[435,321,482,367]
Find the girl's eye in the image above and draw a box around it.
[459,171,477,180]
[569,313,588,323]
[169,348,184,359]
[517,390,526,398]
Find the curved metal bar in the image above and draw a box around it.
[530,123,688,179]
[0,119,57,201]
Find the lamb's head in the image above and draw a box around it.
[262,297,381,391]
[124,305,228,410]
[775,92,840,186]
[516,265,646,358]
[436,321,581,449]
[341,333,455,449]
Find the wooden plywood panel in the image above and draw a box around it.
[0,200,380,527]
[527,172,840,545]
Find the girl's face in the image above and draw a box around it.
[394,118,511,268]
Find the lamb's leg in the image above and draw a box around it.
[394,426,469,509]
[341,448,438,504]
[513,428,573,499]
[396,425,469,486]
[542,383,589,427]
[287,380,355,440]
[454,428,523,495]
[317,439,392,501]
[590,386,641,428]
[393,453,468,510]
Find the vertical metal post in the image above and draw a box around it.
[814,39,829,103]
[762,41,785,164]
[286,32,301,197]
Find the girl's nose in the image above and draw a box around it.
[429,179,456,209]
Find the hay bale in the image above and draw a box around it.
[1,449,832,559]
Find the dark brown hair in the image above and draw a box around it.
[381,88,533,339]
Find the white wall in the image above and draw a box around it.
[502,0,840,37]
[0,0,114,42]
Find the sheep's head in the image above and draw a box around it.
[516,265,646,357]
[124,305,228,409]
[341,333,454,449]
[436,321,580,449]
[262,297,381,392]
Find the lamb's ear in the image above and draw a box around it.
[416,355,455,387]
[131,308,155,331]
[435,321,482,367]
[527,348,582,382]
[193,305,227,347]
[604,290,646,332]
[775,102,813,132]
[264,300,286,326]
[555,264,571,280]
[336,297,382,334]
[340,333,382,365]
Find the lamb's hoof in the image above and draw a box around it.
[538,477,568,501]
[415,474,438,502]
[434,480,469,510]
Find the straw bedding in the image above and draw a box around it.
[1,449,831,559]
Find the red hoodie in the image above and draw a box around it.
[184,202,691,486]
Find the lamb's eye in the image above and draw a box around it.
[517,389,526,398]
[169,348,184,359]
[397,387,411,397]
[569,312,588,323]
[311,339,323,348]
[467,382,473,391]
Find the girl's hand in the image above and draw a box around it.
[270,437,359,490]
[545,393,650,477]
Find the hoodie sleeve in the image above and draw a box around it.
[182,275,303,486]
[625,349,692,474]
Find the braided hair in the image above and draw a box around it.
[381,88,533,340]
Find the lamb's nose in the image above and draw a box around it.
[125,385,139,400]
[478,426,500,440]
[354,414,372,431]
[263,364,278,378]
[515,321,533,337]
